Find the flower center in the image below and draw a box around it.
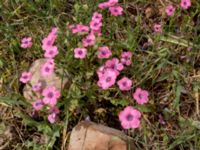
[111,64,115,69]
[24,41,29,44]
[35,101,42,106]
[101,50,107,55]
[114,9,118,13]
[86,39,92,43]
[23,75,28,79]
[122,82,127,86]
[138,93,143,99]
[126,114,133,121]
[47,40,52,45]
[106,77,111,82]
[45,67,50,72]
[78,50,83,55]
[49,50,54,55]
[47,92,54,98]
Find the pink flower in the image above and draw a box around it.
[153,24,162,33]
[105,58,124,75]
[48,106,60,114]
[69,24,89,34]
[20,71,32,83]
[98,2,110,9]
[108,0,118,6]
[46,58,55,67]
[120,51,132,66]
[42,28,58,51]
[91,29,102,36]
[90,20,102,31]
[117,77,132,91]
[50,27,58,36]
[44,46,59,58]
[109,6,123,16]
[97,46,112,59]
[82,34,96,47]
[92,12,103,21]
[97,69,117,90]
[133,88,149,105]
[32,99,44,111]
[47,106,60,123]
[119,106,141,129]
[42,34,57,51]
[74,48,87,59]
[21,37,32,49]
[32,82,42,92]
[42,86,60,107]
[165,5,175,16]
[40,61,54,77]
[97,65,106,78]
[48,113,57,124]
[180,0,191,10]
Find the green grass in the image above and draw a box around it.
[0,0,200,149]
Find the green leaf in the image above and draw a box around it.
[135,104,155,113]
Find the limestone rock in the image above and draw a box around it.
[68,121,135,150]
[23,58,68,102]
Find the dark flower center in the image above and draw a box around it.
[47,92,54,98]
[94,22,98,26]
[35,102,42,106]
[78,50,83,55]
[126,114,133,121]
[122,82,127,86]
[86,39,92,43]
[45,67,50,72]
[23,75,28,79]
[111,64,115,69]
[101,50,107,55]
[138,93,143,99]
[124,56,129,60]
[47,40,52,45]
[106,77,111,82]
[24,41,29,44]
[49,50,54,55]
[114,9,118,13]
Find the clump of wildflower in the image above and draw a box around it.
[74,48,87,59]
[105,58,124,75]
[165,5,175,16]
[32,99,44,111]
[119,106,141,129]
[97,46,112,59]
[133,88,149,104]
[82,34,96,47]
[20,71,32,83]
[40,59,55,77]
[153,24,162,33]
[48,106,60,124]
[21,37,32,49]
[98,0,123,16]
[32,82,42,92]
[42,27,58,51]
[117,77,132,91]
[97,69,117,90]
[109,5,123,16]
[42,86,60,107]
[44,46,59,58]
[180,0,191,10]
[120,51,132,66]
[68,24,89,34]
